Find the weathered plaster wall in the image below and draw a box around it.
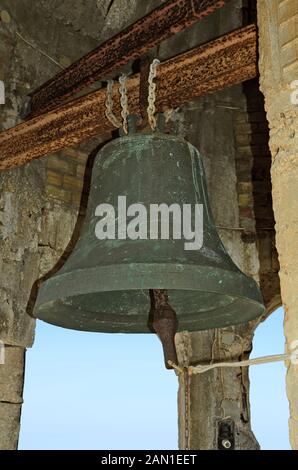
[173,86,262,449]
[159,0,279,449]
[258,0,298,450]
[0,0,114,449]
[0,0,279,450]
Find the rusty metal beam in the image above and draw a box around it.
[29,0,231,116]
[0,25,257,171]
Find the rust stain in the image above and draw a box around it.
[29,0,232,116]
[0,25,257,171]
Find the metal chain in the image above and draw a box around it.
[147,59,160,130]
[184,368,190,450]
[119,74,129,135]
[105,80,122,129]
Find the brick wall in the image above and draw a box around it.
[233,78,280,310]
[45,148,89,208]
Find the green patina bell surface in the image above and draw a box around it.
[34,131,265,332]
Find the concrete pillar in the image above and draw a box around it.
[174,85,264,449]
[0,346,25,449]
[0,162,42,449]
[258,0,298,449]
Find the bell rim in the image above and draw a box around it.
[35,263,263,303]
[34,263,265,333]
[34,293,265,334]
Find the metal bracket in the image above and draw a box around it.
[217,419,235,450]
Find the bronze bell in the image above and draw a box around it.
[34,129,265,333]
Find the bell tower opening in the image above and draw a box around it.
[19,322,178,449]
[250,307,290,450]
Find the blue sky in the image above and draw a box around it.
[19,307,289,450]
[250,307,290,450]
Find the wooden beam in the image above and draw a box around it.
[29,0,231,116]
[0,25,257,171]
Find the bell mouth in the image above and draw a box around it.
[35,291,263,333]
[34,263,265,333]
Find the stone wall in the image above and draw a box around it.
[258,0,298,449]
[0,0,281,449]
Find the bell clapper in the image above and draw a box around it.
[149,289,179,370]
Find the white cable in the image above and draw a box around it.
[168,352,294,375]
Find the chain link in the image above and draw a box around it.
[105,80,122,129]
[119,74,129,134]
